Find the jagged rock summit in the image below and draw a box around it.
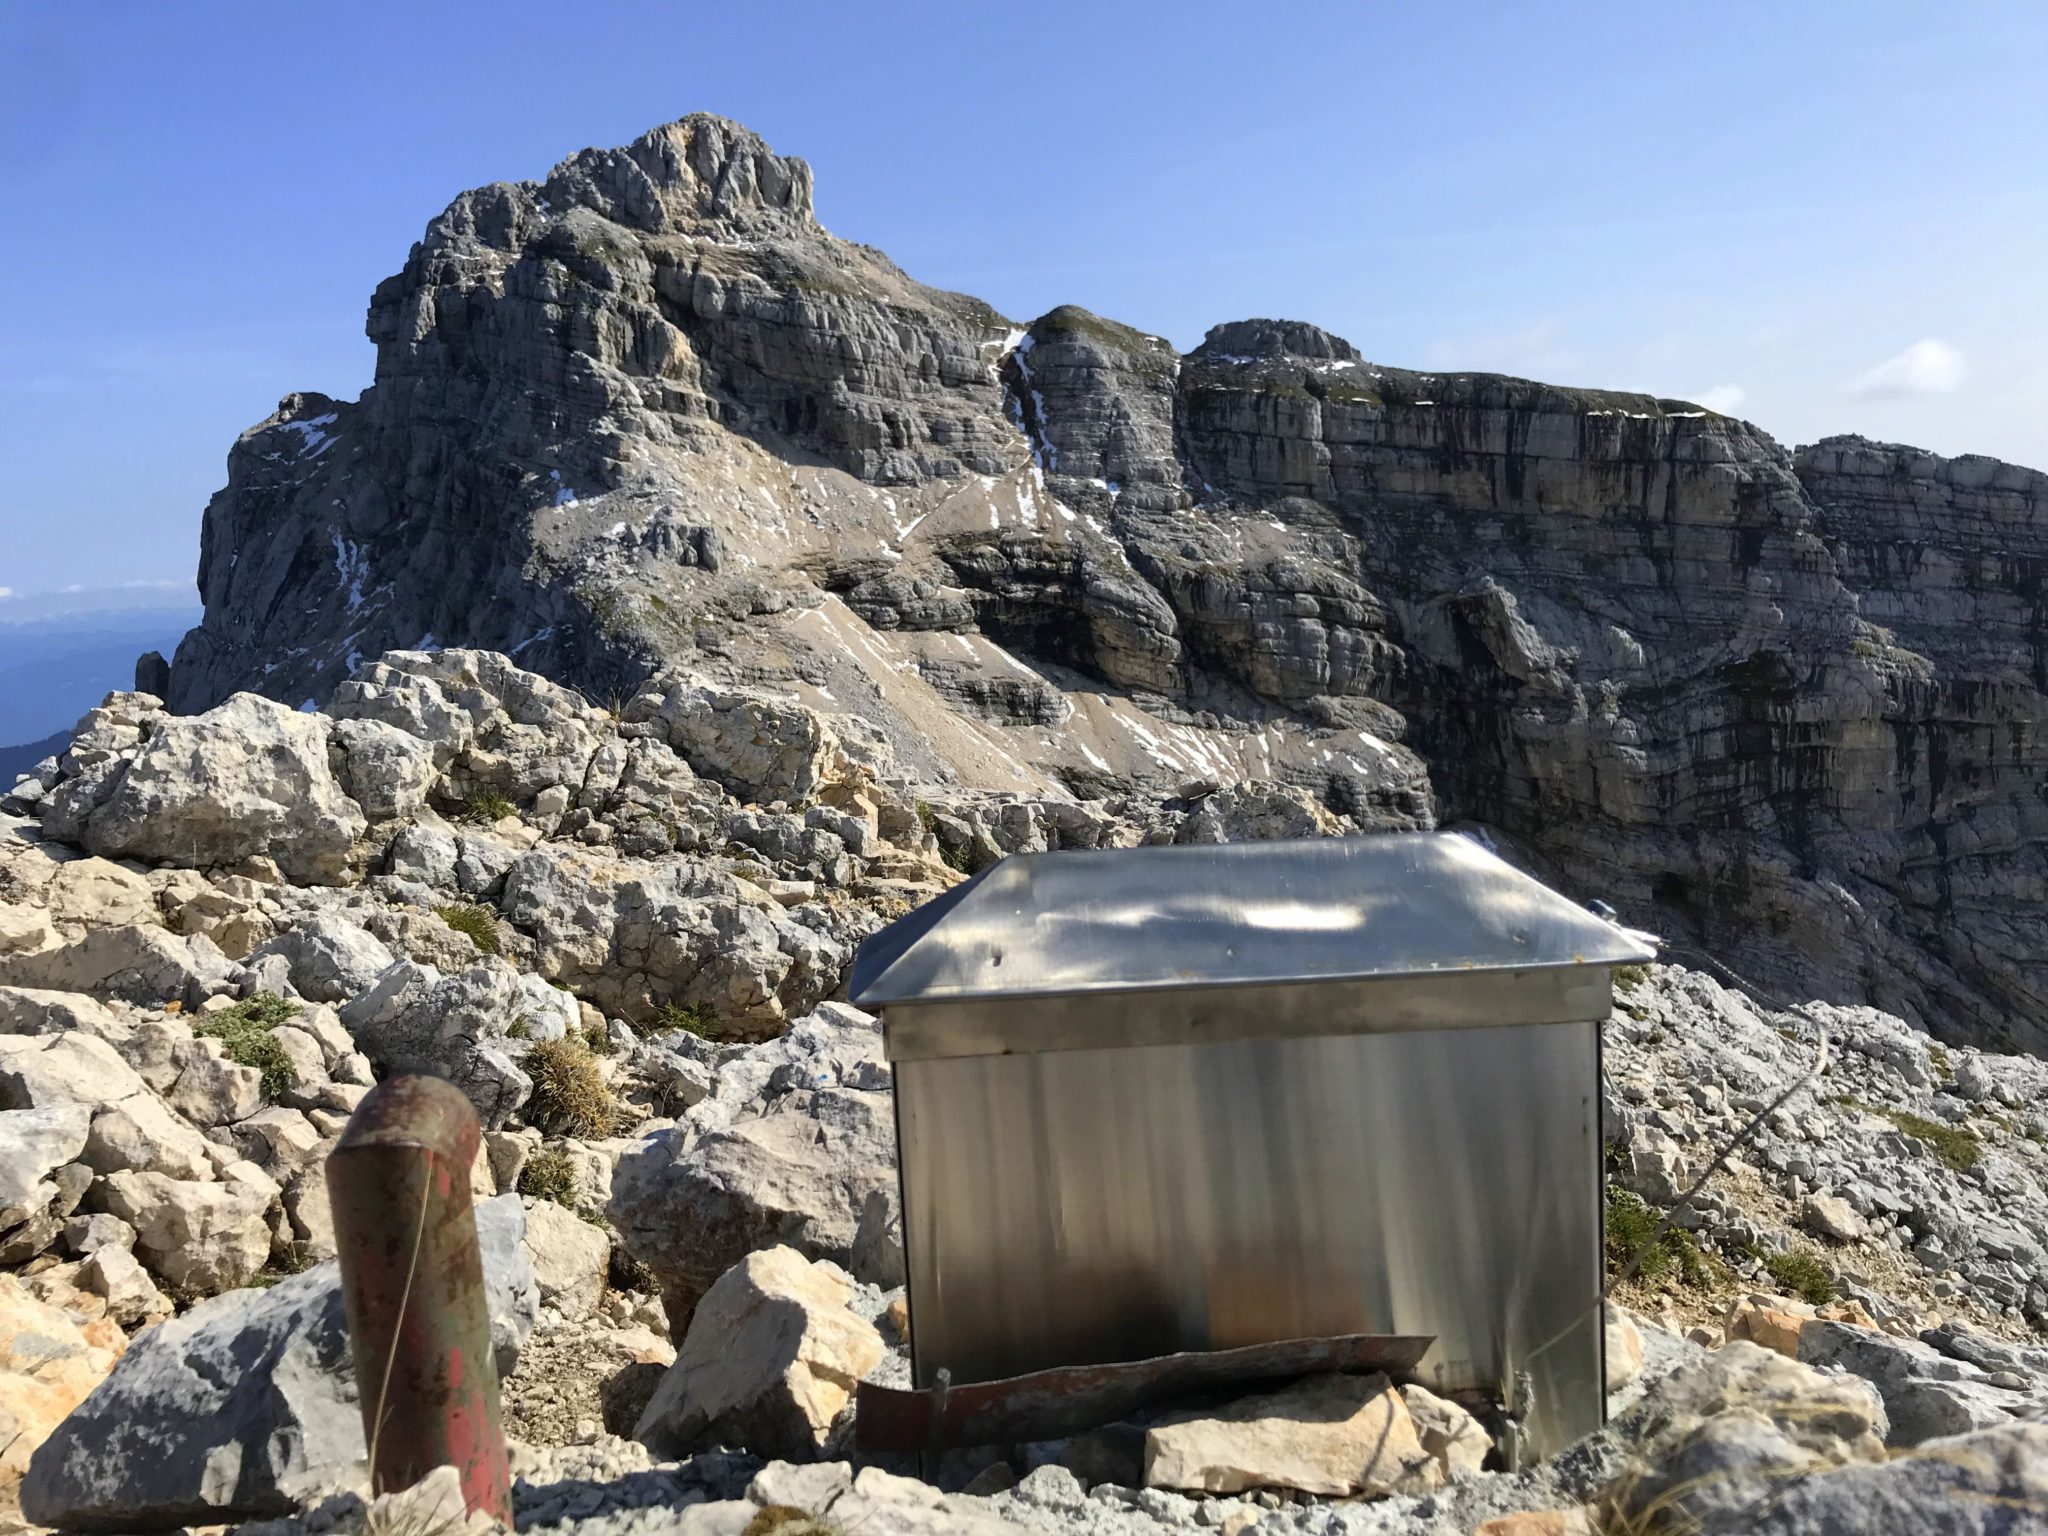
[163,112,2045,1050]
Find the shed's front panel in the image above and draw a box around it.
[894,1013,1604,1457]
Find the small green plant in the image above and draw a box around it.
[582,1017,614,1056]
[226,992,299,1027]
[940,839,975,874]
[1668,1227,1718,1288]
[914,799,937,832]
[650,999,722,1039]
[1763,1248,1837,1306]
[196,994,301,1099]
[1927,1043,1954,1082]
[1605,1187,1717,1288]
[1836,1095,1984,1172]
[1880,1108,1982,1172]
[506,1019,531,1040]
[1612,963,1653,996]
[517,1147,579,1206]
[521,1035,619,1138]
[461,790,515,826]
[435,902,502,956]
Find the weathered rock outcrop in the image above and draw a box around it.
[46,695,366,886]
[18,1195,535,1531]
[6,652,2048,1536]
[633,1244,884,1461]
[608,1002,898,1331]
[148,113,2044,1047]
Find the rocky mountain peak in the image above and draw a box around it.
[152,111,2048,1056]
[7,108,2048,1536]
[1194,317,1362,362]
[541,112,817,237]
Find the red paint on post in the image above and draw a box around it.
[328,1076,512,1524]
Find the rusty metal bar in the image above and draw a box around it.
[328,1075,511,1523]
[856,1332,1435,1451]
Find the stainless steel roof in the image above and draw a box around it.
[849,831,1656,1006]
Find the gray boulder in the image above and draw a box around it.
[0,986,132,1042]
[1600,1342,1889,1534]
[94,1166,280,1294]
[20,1193,536,1531]
[1744,1422,2048,1535]
[611,1083,896,1330]
[338,958,577,1127]
[384,822,459,888]
[328,716,438,823]
[652,681,846,804]
[1798,1319,2032,1446]
[0,923,239,1009]
[67,694,366,885]
[496,847,856,1034]
[246,915,398,1004]
[0,1102,90,1216]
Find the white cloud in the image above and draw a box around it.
[0,587,13,600]
[1695,384,1746,415]
[1847,339,1966,399]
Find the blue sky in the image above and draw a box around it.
[2,1,2044,598]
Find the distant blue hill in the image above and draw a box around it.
[0,588,199,765]
[0,730,68,783]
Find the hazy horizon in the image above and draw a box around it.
[3,1,2044,598]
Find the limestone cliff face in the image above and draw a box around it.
[166,114,2046,1048]
[1793,439,2048,1043]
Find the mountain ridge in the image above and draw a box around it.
[154,112,2046,1050]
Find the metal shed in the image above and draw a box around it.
[849,831,1655,1460]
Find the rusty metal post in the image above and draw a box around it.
[328,1075,511,1523]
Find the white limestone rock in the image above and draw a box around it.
[634,1245,885,1461]
[66,694,367,885]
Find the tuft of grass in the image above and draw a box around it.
[196,994,301,1100]
[517,1147,579,1206]
[744,1508,843,1536]
[650,999,722,1039]
[521,1034,619,1138]
[914,799,937,832]
[1606,1188,1717,1288]
[248,1248,316,1289]
[1612,963,1653,996]
[940,840,975,874]
[435,902,502,956]
[1835,1097,1984,1173]
[1882,1109,1982,1172]
[1763,1248,1837,1306]
[582,1017,614,1056]
[1926,1043,1954,1082]
[461,790,515,826]
[1867,1097,1974,1171]
[506,1019,531,1040]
